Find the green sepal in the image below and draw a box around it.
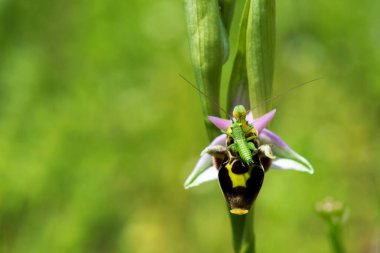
[219,0,237,33]
[246,0,275,116]
[226,0,251,114]
[184,0,229,140]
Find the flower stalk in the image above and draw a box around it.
[230,210,255,253]
[316,197,349,253]
[184,1,314,253]
[229,0,275,252]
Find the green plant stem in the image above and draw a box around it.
[230,208,255,253]
[329,223,345,253]
[229,0,275,251]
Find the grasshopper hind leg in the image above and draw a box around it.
[247,142,258,154]
[226,143,238,153]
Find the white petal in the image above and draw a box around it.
[271,158,314,174]
[260,129,314,174]
[184,166,218,189]
[184,134,226,189]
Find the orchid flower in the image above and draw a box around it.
[184,109,314,189]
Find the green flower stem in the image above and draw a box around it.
[315,198,348,253]
[247,0,275,116]
[227,1,256,252]
[328,223,345,253]
[229,0,275,252]
[185,0,275,252]
[184,0,229,140]
[373,177,380,221]
[230,209,255,253]
[230,213,247,253]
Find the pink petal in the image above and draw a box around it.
[259,129,314,174]
[208,109,276,133]
[260,128,287,147]
[252,109,276,134]
[208,116,232,130]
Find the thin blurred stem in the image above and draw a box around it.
[373,176,380,220]
[328,223,345,253]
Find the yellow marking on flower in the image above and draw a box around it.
[225,160,251,188]
[230,208,249,215]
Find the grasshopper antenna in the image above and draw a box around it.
[179,74,229,118]
[251,77,324,111]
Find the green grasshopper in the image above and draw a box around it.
[225,105,260,166]
[201,105,262,164]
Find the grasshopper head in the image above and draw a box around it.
[232,105,248,121]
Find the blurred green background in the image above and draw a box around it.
[0,0,379,252]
